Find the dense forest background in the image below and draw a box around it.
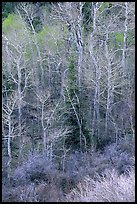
[2,2,135,202]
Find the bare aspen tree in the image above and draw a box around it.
[89,2,101,143]
[35,90,50,151]
[67,2,84,88]
[17,3,46,142]
[53,2,84,87]
[105,30,114,136]
[122,2,128,69]
[16,55,23,156]
[122,2,135,138]
[74,2,84,88]
[2,91,18,182]
[19,3,44,85]
[129,101,135,138]
[65,3,75,54]
[3,28,31,159]
[17,6,40,89]
[3,34,23,157]
[35,88,61,153]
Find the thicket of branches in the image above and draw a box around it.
[2,2,135,202]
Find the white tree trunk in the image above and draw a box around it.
[105,31,114,135]
[17,59,23,160]
[7,114,12,182]
[122,2,128,69]
[74,3,84,88]
[41,103,46,151]
[89,2,100,142]
[30,20,44,83]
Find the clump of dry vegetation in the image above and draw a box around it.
[65,168,135,202]
[2,139,135,202]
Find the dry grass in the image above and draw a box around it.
[65,169,135,202]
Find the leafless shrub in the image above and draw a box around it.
[34,182,63,202]
[3,139,134,202]
[65,168,135,202]
[63,141,134,183]
[2,184,38,202]
[103,141,135,174]
[10,151,80,201]
[2,180,63,202]
[13,152,58,186]
[2,185,12,202]
[16,182,62,202]
[117,137,135,156]
[16,184,38,202]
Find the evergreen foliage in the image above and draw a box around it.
[82,2,93,32]
[2,2,17,19]
[64,57,90,150]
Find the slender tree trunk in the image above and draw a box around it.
[28,33,39,88]
[7,114,12,183]
[96,74,100,138]
[28,36,40,153]
[89,2,100,144]
[74,2,84,88]
[17,60,23,160]
[130,115,135,138]
[122,2,128,69]
[105,31,114,136]
[27,18,42,151]
[22,5,44,86]
[29,20,44,84]
[128,96,135,138]
[68,24,74,55]
[49,142,53,163]
[41,103,46,151]
[121,2,128,95]
[114,122,118,145]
